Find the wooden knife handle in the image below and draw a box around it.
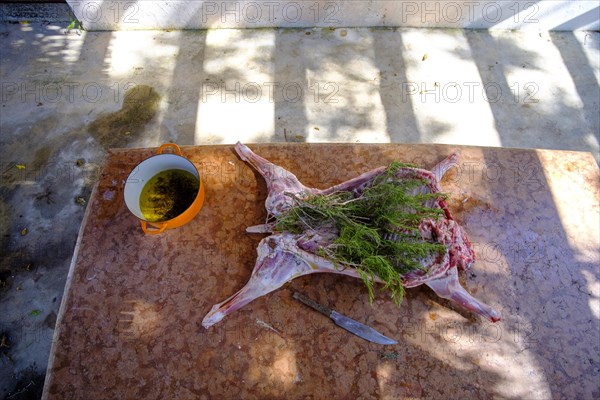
[293,292,333,317]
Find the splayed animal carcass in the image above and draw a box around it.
[202,143,501,328]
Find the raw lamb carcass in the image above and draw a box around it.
[202,143,501,328]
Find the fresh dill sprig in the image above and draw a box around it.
[274,161,448,305]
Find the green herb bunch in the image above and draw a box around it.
[275,162,448,305]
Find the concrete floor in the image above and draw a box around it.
[0,21,598,399]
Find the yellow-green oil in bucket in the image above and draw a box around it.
[139,169,200,222]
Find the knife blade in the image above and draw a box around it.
[292,292,397,345]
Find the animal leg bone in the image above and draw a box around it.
[235,142,314,217]
[202,233,377,328]
[425,267,501,322]
[431,152,459,182]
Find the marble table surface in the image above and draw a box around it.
[42,144,599,399]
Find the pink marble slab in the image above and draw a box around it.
[42,144,600,399]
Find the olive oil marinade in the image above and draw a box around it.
[139,169,199,222]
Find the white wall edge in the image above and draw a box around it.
[66,1,600,31]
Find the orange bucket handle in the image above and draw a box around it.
[157,143,182,156]
[141,220,169,235]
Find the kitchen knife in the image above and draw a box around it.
[292,292,398,345]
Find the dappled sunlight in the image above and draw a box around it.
[195,29,275,143]
[18,23,33,33]
[297,30,388,142]
[399,308,552,399]
[38,26,86,65]
[105,31,180,77]
[548,31,600,157]
[582,270,600,320]
[203,29,274,75]
[484,344,552,399]
[494,31,586,116]
[271,349,301,386]
[117,300,162,340]
[535,149,600,329]
[422,146,569,398]
[464,29,599,161]
[195,100,275,143]
[245,333,301,393]
[14,23,86,66]
[402,29,501,145]
[584,133,600,153]
[350,128,389,143]
[375,193,555,398]
[375,362,394,398]
[574,31,600,84]
[536,150,600,264]
[4,17,599,398]
[102,29,198,145]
